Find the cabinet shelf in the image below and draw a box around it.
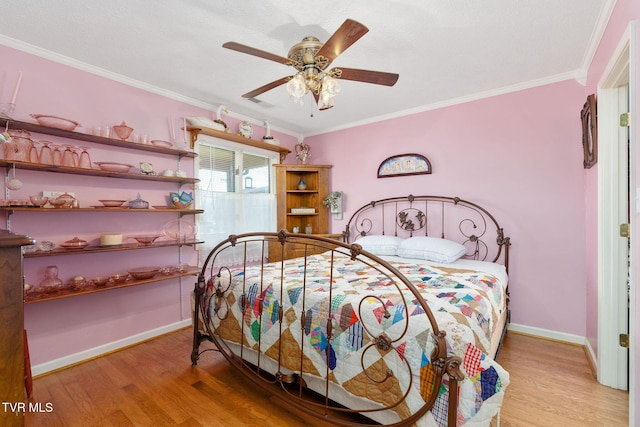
[23,239,203,258]
[24,267,200,304]
[0,160,199,184]
[1,118,197,159]
[272,164,332,261]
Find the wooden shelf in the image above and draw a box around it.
[24,239,203,257]
[1,206,203,214]
[0,118,197,158]
[272,164,332,261]
[4,118,204,306]
[24,267,200,304]
[0,160,199,184]
[187,126,291,162]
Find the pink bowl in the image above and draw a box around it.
[128,267,160,280]
[150,140,173,148]
[132,235,161,245]
[111,274,129,284]
[31,114,80,131]
[94,162,133,173]
[98,199,127,207]
[92,276,110,286]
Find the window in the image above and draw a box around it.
[196,137,278,266]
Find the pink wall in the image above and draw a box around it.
[0,44,298,367]
[308,81,588,336]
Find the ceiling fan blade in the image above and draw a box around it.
[316,19,369,64]
[223,42,295,66]
[241,76,291,99]
[333,67,399,86]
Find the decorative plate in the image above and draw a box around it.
[238,121,253,139]
[139,162,154,175]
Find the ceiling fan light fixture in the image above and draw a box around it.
[318,93,334,110]
[286,73,307,105]
[287,71,342,108]
[318,75,341,110]
[322,75,341,97]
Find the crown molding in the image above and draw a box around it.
[308,69,585,137]
[579,0,618,82]
[0,35,301,140]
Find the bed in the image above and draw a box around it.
[192,195,511,426]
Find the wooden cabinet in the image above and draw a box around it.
[0,118,203,303]
[272,164,334,260]
[0,230,33,427]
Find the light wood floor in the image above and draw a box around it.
[24,329,629,426]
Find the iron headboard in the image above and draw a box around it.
[343,195,510,270]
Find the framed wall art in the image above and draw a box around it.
[377,153,432,178]
[581,94,597,169]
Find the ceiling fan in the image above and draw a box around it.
[222,19,399,110]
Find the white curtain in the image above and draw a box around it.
[197,189,276,267]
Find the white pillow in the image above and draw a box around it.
[397,236,466,263]
[186,116,226,131]
[356,235,404,256]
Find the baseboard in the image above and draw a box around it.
[30,321,588,377]
[584,339,598,379]
[31,319,192,377]
[508,323,586,346]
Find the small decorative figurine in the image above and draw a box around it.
[295,142,311,164]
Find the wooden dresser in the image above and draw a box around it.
[0,230,34,426]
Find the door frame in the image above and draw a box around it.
[597,20,635,421]
[597,21,640,425]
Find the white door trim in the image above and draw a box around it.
[596,24,631,390]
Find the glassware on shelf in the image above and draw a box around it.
[51,144,62,166]
[72,147,79,166]
[78,146,92,169]
[0,102,15,118]
[39,141,53,164]
[39,265,63,288]
[6,163,22,190]
[4,135,32,162]
[28,140,40,163]
[61,144,76,168]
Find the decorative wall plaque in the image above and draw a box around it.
[377,153,432,178]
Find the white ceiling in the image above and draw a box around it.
[0,0,614,138]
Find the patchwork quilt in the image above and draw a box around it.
[202,250,509,426]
